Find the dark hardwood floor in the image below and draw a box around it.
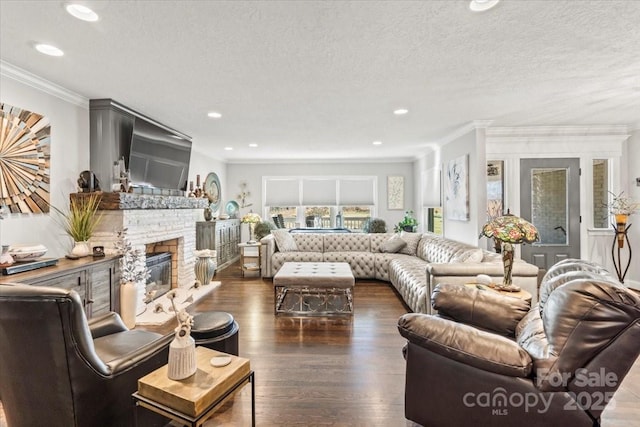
[1,261,639,426]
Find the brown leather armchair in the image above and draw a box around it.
[0,283,173,427]
[397,260,640,427]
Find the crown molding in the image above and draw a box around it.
[0,60,88,108]
[225,156,415,165]
[486,125,629,137]
[436,120,494,146]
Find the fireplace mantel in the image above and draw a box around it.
[71,192,209,210]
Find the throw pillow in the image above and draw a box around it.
[272,229,298,252]
[399,232,422,256]
[379,235,407,253]
[450,248,484,263]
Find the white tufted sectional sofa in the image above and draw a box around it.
[260,232,539,314]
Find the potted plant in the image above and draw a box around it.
[363,218,387,233]
[51,193,103,257]
[394,210,418,233]
[254,220,276,241]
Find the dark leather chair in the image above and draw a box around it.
[0,283,173,427]
[397,260,640,427]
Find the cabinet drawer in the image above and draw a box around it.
[29,271,87,305]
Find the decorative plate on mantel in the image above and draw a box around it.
[203,172,221,214]
[225,200,239,219]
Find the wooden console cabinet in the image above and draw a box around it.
[0,256,120,319]
[196,219,241,271]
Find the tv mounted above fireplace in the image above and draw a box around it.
[128,117,192,192]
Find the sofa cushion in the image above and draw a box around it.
[323,252,375,278]
[450,248,483,263]
[324,233,371,252]
[272,229,298,252]
[292,233,324,252]
[379,235,407,253]
[374,253,415,281]
[399,232,422,256]
[272,252,324,274]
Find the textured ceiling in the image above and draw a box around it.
[1,0,639,161]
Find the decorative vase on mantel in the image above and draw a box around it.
[71,241,91,258]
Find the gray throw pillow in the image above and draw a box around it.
[379,235,407,253]
[272,229,298,252]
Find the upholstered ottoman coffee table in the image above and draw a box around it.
[273,262,354,316]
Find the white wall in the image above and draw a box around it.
[187,148,227,222]
[625,129,640,288]
[439,128,486,245]
[226,161,414,236]
[0,74,90,258]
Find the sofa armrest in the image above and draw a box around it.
[260,234,277,277]
[104,332,173,375]
[398,313,532,377]
[88,311,128,338]
[432,283,530,336]
[427,261,538,277]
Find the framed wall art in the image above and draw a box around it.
[0,103,51,213]
[387,176,404,210]
[445,154,469,221]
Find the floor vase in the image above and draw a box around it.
[120,281,138,329]
[194,255,216,285]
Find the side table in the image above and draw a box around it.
[133,347,255,426]
[238,242,261,277]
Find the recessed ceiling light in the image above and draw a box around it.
[248,143,258,148]
[393,109,409,115]
[469,0,500,12]
[224,146,233,151]
[34,43,64,57]
[372,141,383,146]
[207,112,222,119]
[65,3,99,22]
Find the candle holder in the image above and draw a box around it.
[611,217,632,283]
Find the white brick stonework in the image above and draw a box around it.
[91,209,200,289]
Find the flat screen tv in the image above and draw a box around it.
[128,117,192,192]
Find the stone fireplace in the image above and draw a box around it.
[86,193,209,290]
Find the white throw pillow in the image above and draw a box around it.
[451,248,484,263]
[272,229,298,252]
[379,235,407,253]
[399,232,422,256]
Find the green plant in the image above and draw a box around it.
[363,218,387,233]
[51,193,103,242]
[254,221,276,240]
[394,210,418,232]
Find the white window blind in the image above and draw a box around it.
[339,178,375,205]
[264,178,300,206]
[301,179,337,205]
